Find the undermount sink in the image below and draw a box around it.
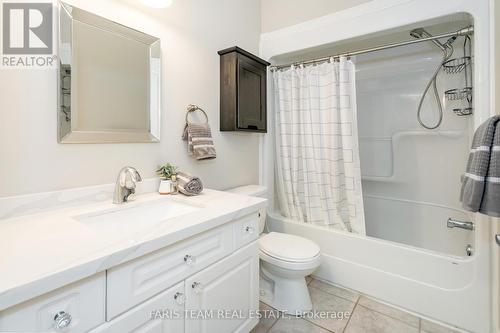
[75,198,200,234]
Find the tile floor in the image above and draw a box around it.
[251,277,463,333]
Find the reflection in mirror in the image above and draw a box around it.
[58,2,161,143]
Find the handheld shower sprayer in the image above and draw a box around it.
[409,28,456,129]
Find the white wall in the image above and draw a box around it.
[261,0,371,32]
[0,0,262,197]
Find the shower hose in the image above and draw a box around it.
[416,47,453,130]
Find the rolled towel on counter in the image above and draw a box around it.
[176,171,203,196]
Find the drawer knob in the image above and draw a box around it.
[174,292,186,305]
[184,254,196,266]
[192,282,204,294]
[54,311,72,330]
[245,226,255,234]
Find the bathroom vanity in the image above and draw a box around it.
[0,187,266,333]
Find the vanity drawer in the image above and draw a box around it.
[0,273,105,333]
[90,282,184,333]
[107,223,234,320]
[233,213,260,248]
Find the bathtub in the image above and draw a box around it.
[362,194,474,256]
[267,210,491,332]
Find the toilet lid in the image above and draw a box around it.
[260,232,320,262]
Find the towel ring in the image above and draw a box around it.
[185,104,209,124]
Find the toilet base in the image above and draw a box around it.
[259,263,315,315]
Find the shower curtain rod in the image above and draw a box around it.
[270,26,474,70]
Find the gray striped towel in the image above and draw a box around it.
[176,172,203,196]
[182,123,216,160]
[460,115,500,217]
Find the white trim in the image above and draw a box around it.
[191,137,213,142]
[487,177,500,184]
[471,146,492,152]
[192,144,214,149]
[464,173,485,181]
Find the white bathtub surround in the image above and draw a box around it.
[261,0,493,332]
[272,59,365,234]
[0,186,266,312]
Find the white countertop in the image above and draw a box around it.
[0,189,266,311]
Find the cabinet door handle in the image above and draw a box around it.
[53,311,72,330]
[174,292,186,305]
[184,254,196,266]
[191,282,204,294]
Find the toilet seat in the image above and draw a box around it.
[260,250,321,271]
[260,232,320,262]
[259,232,321,269]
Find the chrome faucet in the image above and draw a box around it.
[113,166,142,204]
[447,218,474,231]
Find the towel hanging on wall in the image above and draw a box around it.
[182,104,217,160]
[460,115,500,217]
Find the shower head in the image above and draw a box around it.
[409,27,449,52]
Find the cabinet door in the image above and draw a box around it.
[185,241,259,333]
[237,56,266,131]
[90,282,185,333]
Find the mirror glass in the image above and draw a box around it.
[58,2,161,143]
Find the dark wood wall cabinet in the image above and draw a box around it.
[218,46,270,133]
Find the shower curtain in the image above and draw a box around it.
[273,58,366,235]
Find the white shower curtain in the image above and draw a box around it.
[273,58,366,235]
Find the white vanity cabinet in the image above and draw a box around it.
[0,212,261,333]
[89,282,185,333]
[106,223,234,319]
[185,241,259,333]
[0,273,106,333]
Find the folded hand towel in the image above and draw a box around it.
[176,171,203,196]
[460,115,500,217]
[182,105,216,160]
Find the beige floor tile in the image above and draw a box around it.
[268,317,330,333]
[357,296,419,327]
[420,319,461,333]
[344,305,419,333]
[251,302,280,333]
[309,279,360,302]
[303,285,356,332]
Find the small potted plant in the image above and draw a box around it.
[156,163,178,195]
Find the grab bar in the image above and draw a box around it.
[447,218,474,231]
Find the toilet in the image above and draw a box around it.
[228,185,321,315]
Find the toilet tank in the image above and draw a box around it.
[227,185,267,234]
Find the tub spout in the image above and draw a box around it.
[447,218,474,231]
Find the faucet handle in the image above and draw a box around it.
[133,169,142,182]
[119,167,142,189]
[114,166,142,204]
